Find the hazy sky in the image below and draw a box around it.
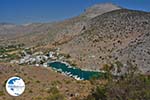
[0,0,149,24]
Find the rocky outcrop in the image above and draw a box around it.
[82,3,121,18]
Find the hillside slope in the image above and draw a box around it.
[60,9,150,73]
[0,3,120,47]
[0,63,93,100]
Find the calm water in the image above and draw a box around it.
[48,61,104,80]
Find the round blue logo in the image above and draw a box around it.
[6,76,25,96]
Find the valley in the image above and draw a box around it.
[0,2,150,100]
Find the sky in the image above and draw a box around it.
[0,0,150,24]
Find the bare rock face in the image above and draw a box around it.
[82,3,121,18]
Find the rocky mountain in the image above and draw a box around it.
[82,3,121,18]
[60,9,150,73]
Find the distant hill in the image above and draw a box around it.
[0,3,120,46]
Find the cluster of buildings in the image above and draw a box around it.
[10,48,65,67]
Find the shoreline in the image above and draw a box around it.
[48,61,105,80]
[48,60,105,73]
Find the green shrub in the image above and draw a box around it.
[36,80,40,83]
[93,85,107,100]
[85,74,150,100]
[45,86,65,100]
[64,80,71,84]
[0,49,6,54]
[34,96,42,100]
[29,90,33,93]
[50,87,59,94]
[51,80,61,86]
[0,91,5,96]
[103,64,113,72]
[115,61,123,67]
[45,93,65,100]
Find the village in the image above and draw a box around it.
[10,48,72,67]
[0,44,72,67]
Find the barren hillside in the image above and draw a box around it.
[0,3,120,47]
[60,9,150,73]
